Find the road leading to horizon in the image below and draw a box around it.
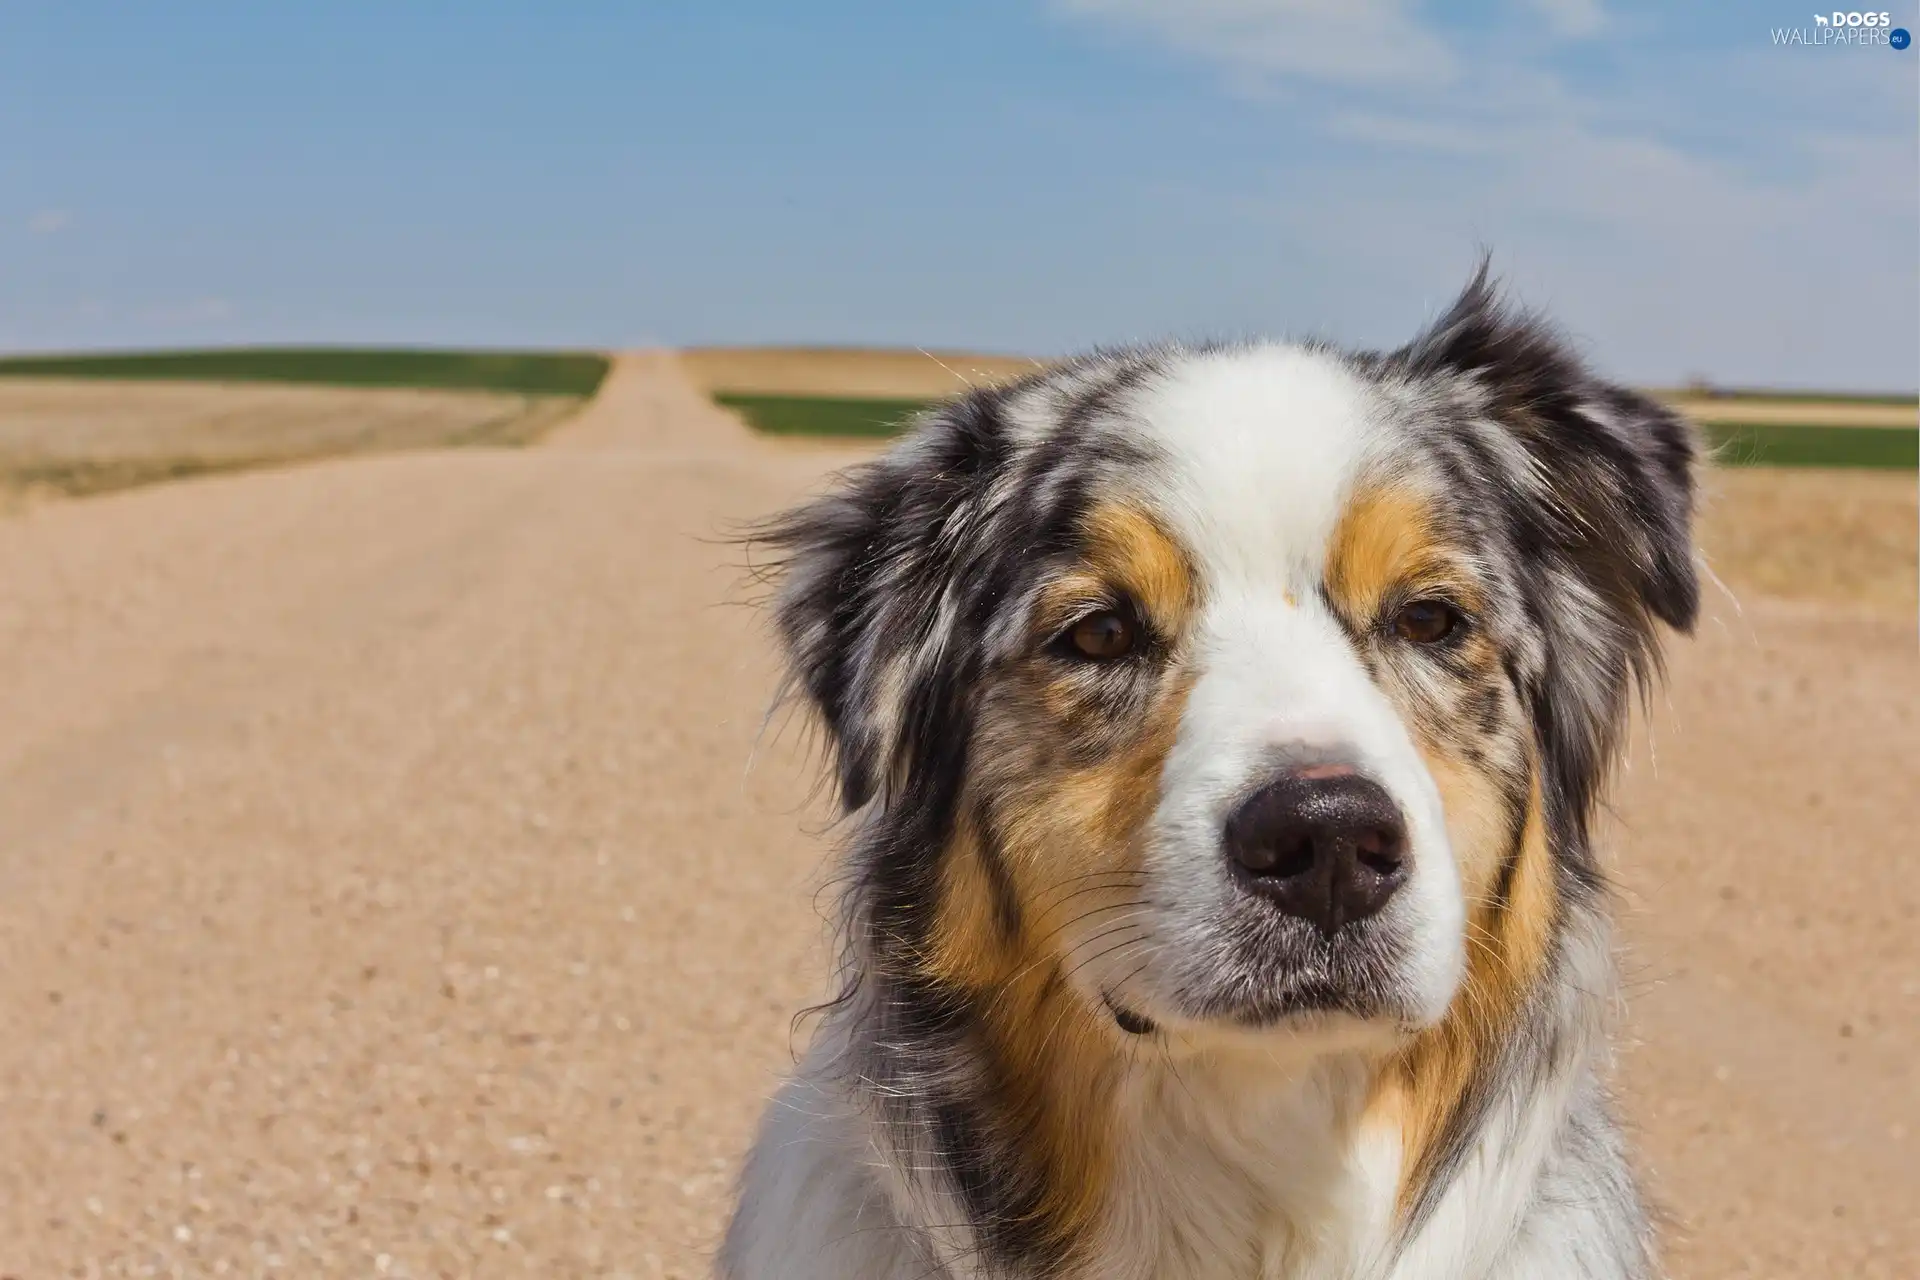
[0,353,1912,1278]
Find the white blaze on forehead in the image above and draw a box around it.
[1127,344,1381,590]
[1110,344,1464,1032]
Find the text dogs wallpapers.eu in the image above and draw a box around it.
[721,269,1699,1280]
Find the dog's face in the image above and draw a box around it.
[763,273,1697,1065]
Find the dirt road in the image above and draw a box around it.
[0,355,1912,1278]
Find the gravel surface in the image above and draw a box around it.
[0,353,1912,1278]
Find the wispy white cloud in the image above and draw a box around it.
[1052,0,1917,387]
[1055,0,1612,93]
[1055,0,1459,88]
[28,210,71,235]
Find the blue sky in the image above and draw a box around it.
[4,2,1915,389]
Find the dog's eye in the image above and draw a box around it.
[1392,599,1462,645]
[1067,609,1136,660]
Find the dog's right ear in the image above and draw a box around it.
[751,393,1009,813]
[753,458,902,812]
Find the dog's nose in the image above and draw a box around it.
[1225,767,1408,936]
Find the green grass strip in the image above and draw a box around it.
[717,393,1917,470]
[713,393,934,438]
[0,347,610,397]
[1701,422,1916,469]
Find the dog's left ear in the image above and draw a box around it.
[1398,262,1700,636]
[1394,264,1700,836]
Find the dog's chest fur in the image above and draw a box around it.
[730,1011,1612,1280]
[1091,1053,1406,1280]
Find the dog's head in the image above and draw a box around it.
[758,269,1697,1065]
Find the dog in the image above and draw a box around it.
[720,266,1698,1280]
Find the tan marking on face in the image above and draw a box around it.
[919,824,1118,1255]
[918,680,1196,1260]
[1418,742,1515,906]
[1035,502,1196,637]
[1082,502,1195,625]
[916,504,1200,1259]
[924,811,1020,988]
[1371,768,1558,1217]
[1324,482,1483,626]
[999,672,1192,883]
[968,689,1192,1256]
[929,663,1196,996]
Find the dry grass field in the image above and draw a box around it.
[1699,467,1916,612]
[677,345,1045,397]
[0,379,585,505]
[1663,395,1914,428]
[0,352,1912,1278]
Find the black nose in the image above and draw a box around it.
[1224,767,1408,936]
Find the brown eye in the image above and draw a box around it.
[1392,599,1462,645]
[1068,609,1136,660]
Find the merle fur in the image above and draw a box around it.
[738,265,1698,1276]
